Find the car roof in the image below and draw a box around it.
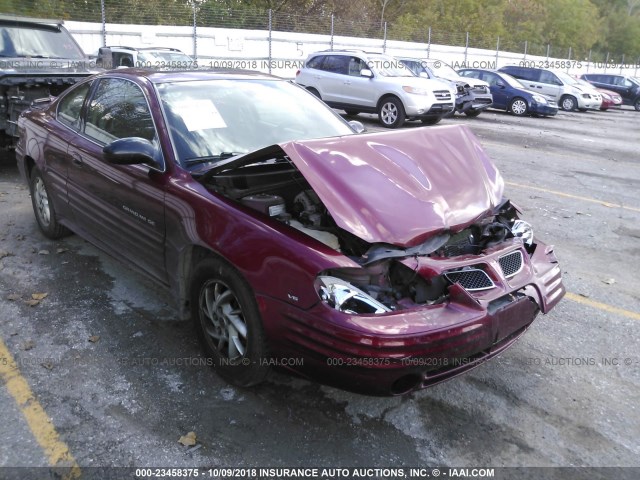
[99,69,283,84]
[0,14,64,26]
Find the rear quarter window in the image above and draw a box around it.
[57,81,92,130]
[306,56,325,69]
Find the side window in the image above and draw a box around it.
[57,81,92,130]
[84,78,156,146]
[539,70,559,85]
[484,73,500,86]
[348,57,366,76]
[322,55,350,75]
[623,78,634,88]
[611,76,624,86]
[113,52,134,67]
[306,55,324,70]
[505,67,530,81]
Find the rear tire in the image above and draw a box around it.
[634,97,640,111]
[344,109,360,116]
[29,167,71,239]
[191,257,269,387]
[378,97,405,128]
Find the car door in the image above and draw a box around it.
[483,72,509,109]
[314,55,350,104]
[341,56,376,107]
[66,76,168,283]
[44,80,95,224]
[610,76,637,104]
[533,70,562,101]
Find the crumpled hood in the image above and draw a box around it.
[280,125,504,247]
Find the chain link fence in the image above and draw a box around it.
[2,1,638,74]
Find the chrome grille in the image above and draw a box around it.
[499,250,523,278]
[434,90,452,101]
[445,268,494,291]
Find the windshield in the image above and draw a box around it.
[0,25,85,59]
[138,50,193,63]
[555,71,580,86]
[575,78,595,89]
[426,61,459,80]
[368,55,414,77]
[157,79,354,167]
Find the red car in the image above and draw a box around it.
[596,88,623,110]
[16,69,564,395]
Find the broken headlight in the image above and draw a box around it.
[511,219,534,246]
[316,276,391,315]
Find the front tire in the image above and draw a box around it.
[344,109,360,116]
[30,167,71,239]
[378,97,405,128]
[560,95,577,111]
[634,97,640,111]
[464,109,482,117]
[191,257,269,387]
[509,97,528,116]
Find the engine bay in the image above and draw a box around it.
[199,155,534,313]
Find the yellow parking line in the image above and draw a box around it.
[506,181,640,213]
[0,338,80,479]
[566,292,640,321]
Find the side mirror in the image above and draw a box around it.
[348,120,365,134]
[496,82,505,88]
[97,47,113,69]
[103,137,156,165]
[360,69,373,78]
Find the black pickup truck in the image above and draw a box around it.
[0,15,97,146]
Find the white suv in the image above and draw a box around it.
[97,46,194,69]
[295,50,456,128]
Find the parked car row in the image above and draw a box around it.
[458,69,558,116]
[295,49,638,129]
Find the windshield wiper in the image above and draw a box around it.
[184,152,242,166]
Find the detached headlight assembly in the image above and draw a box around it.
[532,94,547,104]
[316,276,390,314]
[402,86,430,95]
[511,219,534,246]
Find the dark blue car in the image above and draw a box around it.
[458,69,558,117]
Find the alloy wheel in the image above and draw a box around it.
[199,280,248,360]
[33,177,51,226]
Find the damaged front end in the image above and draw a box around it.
[314,199,554,314]
[197,126,564,394]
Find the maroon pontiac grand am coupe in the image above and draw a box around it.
[16,69,564,395]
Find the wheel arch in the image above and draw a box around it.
[174,244,231,321]
[376,93,406,111]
